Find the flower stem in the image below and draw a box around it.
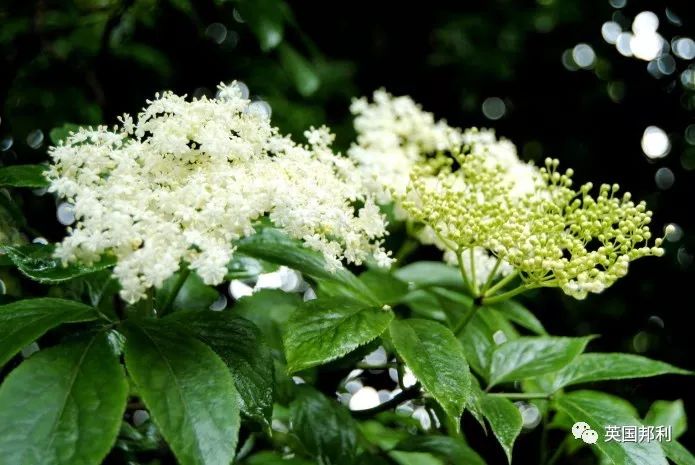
[453,300,482,336]
[480,256,503,294]
[484,269,519,297]
[456,249,474,296]
[394,237,419,263]
[160,266,190,315]
[482,284,531,305]
[468,247,479,295]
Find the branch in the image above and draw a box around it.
[350,384,421,419]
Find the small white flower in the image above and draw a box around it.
[47,83,392,302]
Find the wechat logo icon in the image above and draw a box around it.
[572,421,599,445]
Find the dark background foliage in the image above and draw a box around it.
[1,0,694,461]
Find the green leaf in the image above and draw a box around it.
[167,0,194,15]
[428,287,473,326]
[459,309,519,380]
[225,252,278,280]
[489,336,591,386]
[123,321,240,465]
[116,420,161,453]
[246,451,315,465]
[278,43,321,96]
[233,289,301,352]
[290,386,358,465]
[155,270,218,312]
[0,188,27,231]
[1,244,116,283]
[388,451,444,465]
[644,400,687,439]
[389,318,472,428]
[284,298,393,373]
[465,377,489,431]
[539,353,691,393]
[400,289,449,322]
[553,391,668,465]
[662,441,695,465]
[236,227,377,304]
[394,261,464,289]
[360,420,409,450]
[492,299,546,335]
[0,164,49,188]
[0,298,99,367]
[0,333,128,465]
[395,435,486,465]
[163,311,274,425]
[479,394,522,463]
[359,269,409,305]
[49,123,82,145]
[236,0,286,51]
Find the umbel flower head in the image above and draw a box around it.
[401,151,666,300]
[46,83,391,303]
[349,90,665,300]
[348,90,538,283]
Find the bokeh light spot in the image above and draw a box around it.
[673,37,695,60]
[0,136,12,151]
[654,167,675,190]
[572,43,596,68]
[205,23,227,45]
[601,21,621,44]
[26,129,44,149]
[641,126,670,159]
[632,11,659,35]
[482,97,506,120]
[616,32,634,57]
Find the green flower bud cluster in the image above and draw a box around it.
[400,151,666,300]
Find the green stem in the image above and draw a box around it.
[468,248,479,295]
[453,300,482,336]
[482,284,532,305]
[484,269,519,297]
[394,237,418,263]
[456,249,474,296]
[351,384,421,419]
[160,267,190,315]
[480,256,503,294]
[488,392,550,400]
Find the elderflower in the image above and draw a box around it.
[46,82,391,303]
[349,90,537,282]
[401,151,665,300]
[348,89,463,206]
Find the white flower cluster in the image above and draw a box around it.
[349,91,664,300]
[47,83,391,303]
[348,90,463,207]
[348,90,538,283]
